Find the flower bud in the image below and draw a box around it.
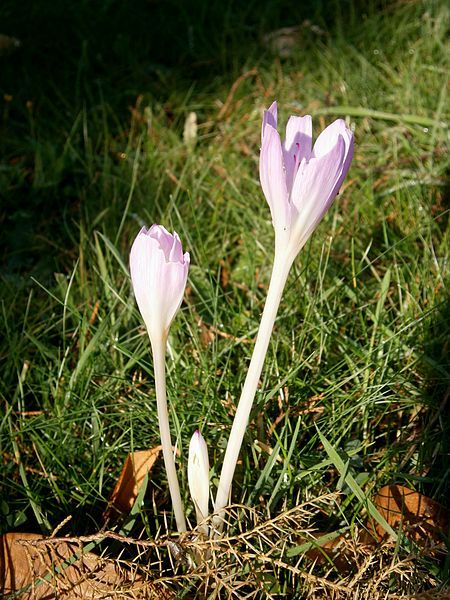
[188,430,210,526]
[130,224,190,342]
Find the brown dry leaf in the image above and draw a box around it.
[302,484,449,574]
[371,485,449,549]
[219,258,231,289]
[198,318,215,347]
[304,533,353,572]
[0,532,173,599]
[410,591,450,600]
[303,528,377,574]
[103,447,161,524]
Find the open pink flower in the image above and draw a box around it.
[130,224,190,341]
[260,101,353,260]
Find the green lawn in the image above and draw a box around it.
[0,0,449,596]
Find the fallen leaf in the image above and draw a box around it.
[301,485,449,574]
[198,318,215,347]
[0,532,173,599]
[219,258,230,289]
[371,485,449,550]
[103,448,161,524]
[303,533,354,572]
[410,591,450,600]
[300,528,377,574]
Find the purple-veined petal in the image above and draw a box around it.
[282,115,312,193]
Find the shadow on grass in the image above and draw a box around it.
[0,0,385,280]
[416,293,450,504]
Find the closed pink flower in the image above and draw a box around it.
[130,224,190,341]
[260,101,354,260]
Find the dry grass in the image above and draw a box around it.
[5,494,445,599]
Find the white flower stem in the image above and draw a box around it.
[152,336,187,533]
[195,508,209,537]
[213,251,292,532]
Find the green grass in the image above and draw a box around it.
[0,0,449,595]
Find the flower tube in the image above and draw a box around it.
[214,103,353,530]
[130,224,190,532]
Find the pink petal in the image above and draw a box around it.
[259,123,290,232]
[161,259,189,327]
[130,232,163,329]
[148,224,173,259]
[290,135,346,250]
[169,231,184,263]
[298,118,353,211]
[130,226,189,338]
[312,119,348,158]
[327,122,354,200]
[282,115,312,193]
[313,119,354,202]
[261,101,277,142]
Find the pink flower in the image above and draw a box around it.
[260,101,353,260]
[130,224,190,341]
